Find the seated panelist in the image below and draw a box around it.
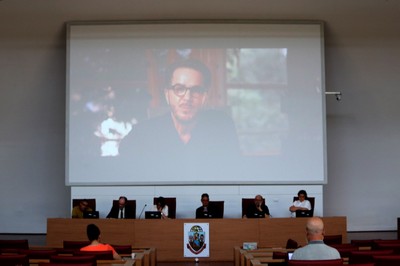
[289,189,312,217]
[152,196,169,219]
[106,196,135,219]
[245,194,270,218]
[72,200,92,219]
[196,193,218,218]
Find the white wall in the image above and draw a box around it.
[1,0,400,233]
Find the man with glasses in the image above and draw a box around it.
[121,59,240,180]
[196,193,218,219]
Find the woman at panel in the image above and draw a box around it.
[152,196,169,219]
[289,189,312,217]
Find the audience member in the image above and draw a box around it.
[196,193,218,218]
[106,196,135,219]
[71,200,92,218]
[81,224,121,260]
[291,217,341,260]
[152,196,169,219]
[289,189,312,217]
[245,194,270,218]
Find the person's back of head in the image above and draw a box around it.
[87,224,100,242]
[306,217,324,241]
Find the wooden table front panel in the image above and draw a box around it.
[47,217,346,262]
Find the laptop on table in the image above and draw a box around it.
[145,211,161,219]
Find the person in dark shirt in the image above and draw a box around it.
[245,194,270,218]
[196,193,220,219]
[120,59,241,181]
[106,196,135,219]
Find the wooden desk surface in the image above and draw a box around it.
[47,217,346,262]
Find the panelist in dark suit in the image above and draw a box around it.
[196,193,219,219]
[245,194,270,218]
[106,196,135,219]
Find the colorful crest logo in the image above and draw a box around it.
[186,225,206,254]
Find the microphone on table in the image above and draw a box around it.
[138,204,147,219]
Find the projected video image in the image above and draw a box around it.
[67,23,325,184]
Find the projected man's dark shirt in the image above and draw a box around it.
[121,109,240,180]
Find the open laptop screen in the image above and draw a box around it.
[83,211,99,219]
[145,211,161,219]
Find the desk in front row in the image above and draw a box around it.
[47,217,347,262]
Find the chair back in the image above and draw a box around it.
[241,198,266,218]
[351,239,380,248]
[293,196,315,217]
[72,199,96,211]
[286,238,299,249]
[288,258,343,266]
[273,251,289,266]
[209,201,224,218]
[329,243,358,258]
[324,235,343,245]
[112,199,136,219]
[19,249,57,259]
[63,240,91,250]
[374,242,400,253]
[349,249,394,264]
[75,250,113,260]
[153,197,176,219]
[0,239,29,250]
[0,254,29,266]
[111,244,132,254]
[50,254,96,266]
[374,255,400,266]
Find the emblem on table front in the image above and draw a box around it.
[184,223,209,257]
[187,225,206,254]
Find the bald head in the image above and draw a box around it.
[306,217,325,241]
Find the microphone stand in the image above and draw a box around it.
[138,204,147,219]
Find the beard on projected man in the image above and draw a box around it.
[164,66,208,144]
[120,58,240,180]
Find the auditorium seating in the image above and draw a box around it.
[348,249,394,264]
[351,239,380,248]
[373,255,400,266]
[153,197,176,219]
[0,239,29,250]
[0,254,29,266]
[111,244,132,254]
[324,235,343,246]
[288,259,343,266]
[63,240,91,250]
[74,250,114,260]
[19,248,57,259]
[286,238,299,249]
[329,243,358,258]
[50,254,96,266]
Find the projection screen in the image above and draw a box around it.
[66,21,326,185]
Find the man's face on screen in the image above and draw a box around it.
[165,67,207,123]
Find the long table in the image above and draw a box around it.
[47,217,347,262]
